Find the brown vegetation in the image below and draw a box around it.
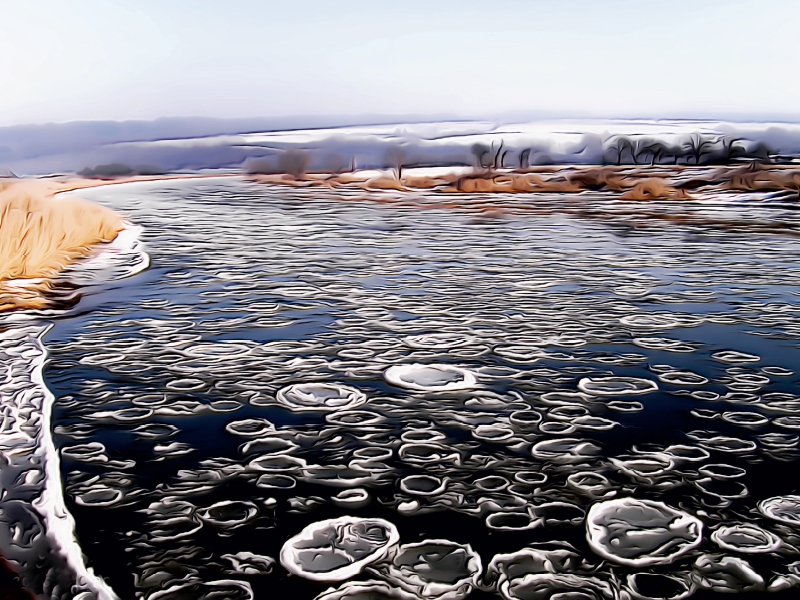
[0,180,123,311]
[247,163,800,202]
[620,179,691,201]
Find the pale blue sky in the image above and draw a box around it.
[2,0,798,126]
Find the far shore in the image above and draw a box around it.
[2,162,798,312]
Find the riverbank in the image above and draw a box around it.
[248,163,800,201]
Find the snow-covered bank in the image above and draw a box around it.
[0,220,149,599]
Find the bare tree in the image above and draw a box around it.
[384,145,406,180]
[519,148,531,170]
[682,134,716,165]
[491,140,506,170]
[471,143,490,171]
[605,136,635,165]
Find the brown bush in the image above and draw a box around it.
[404,177,439,189]
[364,177,406,191]
[620,179,691,200]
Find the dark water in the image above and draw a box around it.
[42,179,800,599]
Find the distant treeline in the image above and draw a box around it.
[598,134,773,166]
[241,133,783,180]
[2,118,795,177]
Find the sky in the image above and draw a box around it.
[2,0,799,127]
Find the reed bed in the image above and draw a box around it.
[0,180,123,311]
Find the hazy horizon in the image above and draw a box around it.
[4,0,799,127]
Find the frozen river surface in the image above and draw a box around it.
[6,178,800,599]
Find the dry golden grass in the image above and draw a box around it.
[0,180,123,311]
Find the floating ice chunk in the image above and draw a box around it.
[633,337,695,352]
[226,418,276,437]
[578,376,658,396]
[538,420,576,434]
[280,516,399,581]
[399,443,461,466]
[221,551,275,575]
[509,410,543,429]
[531,438,601,463]
[276,383,367,412]
[485,512,537,532]
[87,407,154,422]
[692,477,749,500]
[711,350,760,364]
[493,345,544,362]
[249,454,307,472]
[567,472,614,498]
[586,498,703,566]
[471,424,515,442]
[762,366,794,377]
[711,523,781,554]
[474,476,509,492]
[775,416,800,430]
[256,474,296,489]
[400,475,447,496]
[513,279,557,290]
[658,371,709,386]
[574,415,619,431]
[698,464,746,479]
[758,433,799,448]
[614,285,652,297]
[692,554,764,593]
[376,539,482,600]
[302,465,378,487]
[352,447,393,461]
[514,471,547,486]
[607,400,644,412]
[721,412,769,426]
[240,437,298,456]
[62,442,108,464]
[384,364,477,392]
[400,429,446,443]
[326,410,385,426]
[74,486,124,508]
[697,435,757,454]
[620,314,681,329]
[197,500,258,528]
[663,445,710,463]
[610,454,675,480]
[486,543,614,600]
[758,495,800,526]
[184,342,251,359]
[403,333,473,349]
[166,378,206,392]
[529,502,585,528]
[332,488,370,508]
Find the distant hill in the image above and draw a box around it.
[2,117,799,176]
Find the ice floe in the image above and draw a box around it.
[585,498,703,566]
[280,516,400,581]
